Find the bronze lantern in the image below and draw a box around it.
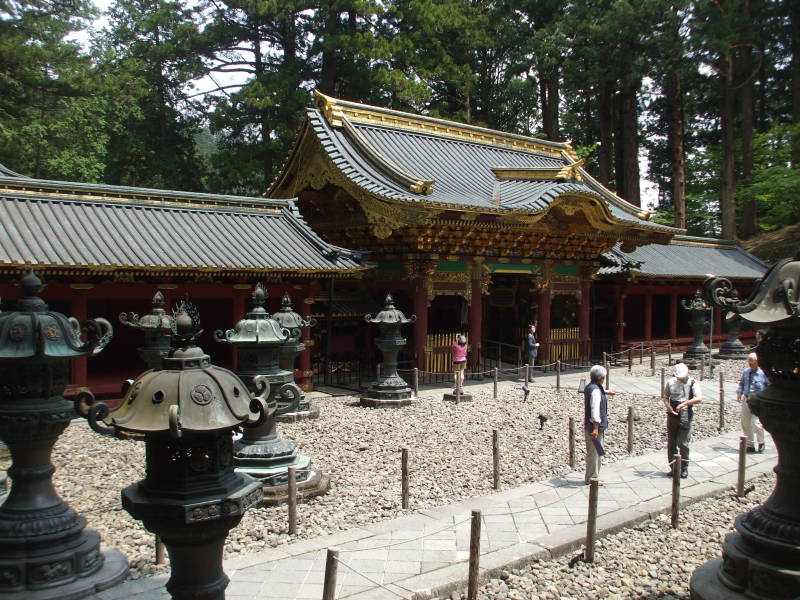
[691,255,800,599]
[216,284,329,503]
[0,271,127,599]
[361,293,416,408]
[271,292,318,420]
[681,289,712,365]
[119,290,174,370]
[86,301,267,600]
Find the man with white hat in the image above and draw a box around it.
[662,361,703,478]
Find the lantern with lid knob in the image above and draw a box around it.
[691,253,800,600]
[361,293,416,408]
[271,292,318,420]
[118,290,174,370]
[0,270,127,599]
[215,284,329,503]
[86,300,268,600]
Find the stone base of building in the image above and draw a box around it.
[442,392,473,402]
[690,558,749,600]
[259,470,330,505]
[360,396,413,408]
[275,399,321,422]
[1,547,129,600]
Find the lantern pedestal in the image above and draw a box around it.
[360,339,413,408]
[0,399,128,600]
[234,419,330,504]
[715,316,749,360]
[442,392,473,402]
[122,433,263,600]
[691,265,800,600]
[275,341,318,421]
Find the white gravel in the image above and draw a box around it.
[0,372,747,579]
[460,471,774,600]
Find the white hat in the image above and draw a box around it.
[673,363,689,378]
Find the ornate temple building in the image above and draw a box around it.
[0,168,367,393]
[269,91,766,372]
[0,92,768,391]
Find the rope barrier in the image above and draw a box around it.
[333,555,411,599]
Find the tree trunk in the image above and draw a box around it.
[538,68,560,140]
[738,39,756,238]
[791,2,800,167]
[619,80,641,207]
[720,52,737,239]
[320,4,338,95]
[597,79,614,185]
[667,70,686,229]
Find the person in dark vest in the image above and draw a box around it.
[584,364,616,485]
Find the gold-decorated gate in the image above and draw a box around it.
[548,327,581,362]
[424,332,468,374]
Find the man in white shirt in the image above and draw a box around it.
[583,364,616,484]
[662,362,702,478]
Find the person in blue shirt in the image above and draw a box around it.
[583,364,616,484]
[736,352,770,453]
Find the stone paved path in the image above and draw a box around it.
[93,364,771,600]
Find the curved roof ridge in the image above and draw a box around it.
[0,173,290,211]
[313,89,574,158]
[0,163,29,178]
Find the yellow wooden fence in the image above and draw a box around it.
[424,332,467,374]
[549,327,581,362]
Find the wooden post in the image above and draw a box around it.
[604,353,610,389]
[556,360,561,391]
[737,436,747,497]
[401,447,409,509]
[628,347,632,372]
[700,355,705,381]
[413,367,419,398]
[671,451,681,529]
[585,478,599,563]
[650,350,655,376]
[492,430,500,490]
[456,386,462,403]
[660,367,665,396]
[718,370,725,432]
[668,343,672,364]
[467,509,482,600]
[568,417,575,469]
[639,343,643,364]
[627,406,634,454]
[288,467,297,535]
[493,367,498,400]
[525,363,530,384]
[322,548,339,600]
[155,535,165,565]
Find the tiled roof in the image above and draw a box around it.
[0,176,366,275]
[599,236,768,279]
[281,94,681,236]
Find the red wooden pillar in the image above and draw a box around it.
[579,279,591,359]
[469,275,482,371]
[669,293,678,339]
[413,276,429,370]
[615,292,626,345]
[644,293,653,341]
[71,291,88,387]
[538,287,552,362]
[299,293,314,391]
[231,291,247,372]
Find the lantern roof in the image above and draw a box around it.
[365,293,416,325]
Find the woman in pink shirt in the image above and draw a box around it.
[452,334,468,393]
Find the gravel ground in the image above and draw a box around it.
[460,471,774,600]
[608,355,748,384]
[1,372,746,580]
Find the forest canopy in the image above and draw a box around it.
[1,0,798,240]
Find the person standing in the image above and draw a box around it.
[736,352,769,453]
[527,324,540,367]
[584,364,616,485]
[452,334,468,394]
[662,362,703,478]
